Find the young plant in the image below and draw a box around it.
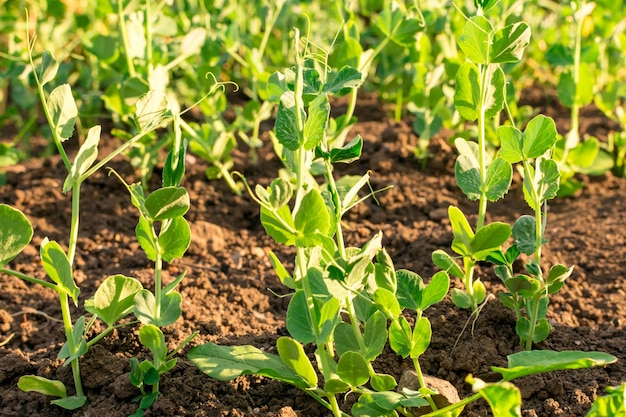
[0,45,175,409]
[110,121,197,416]
[487,115,573,350]
[434,0,530,311]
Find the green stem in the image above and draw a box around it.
[144,0,153,79]
[67,180,81,265]
[476,64,491,230]
[565,0,584,159]
[60,292,84,397]
[421,392,482,416]
[0,267,57,290]
[118,0,136,77]
[86,320,140,348]
[328,394,343,417]
[524,294,542,351]
[412,356,439,412]
[464,256,478,311]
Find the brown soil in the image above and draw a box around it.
[0,94,625,417]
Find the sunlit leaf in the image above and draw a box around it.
[47,84,77,141]
[0,205,33,266]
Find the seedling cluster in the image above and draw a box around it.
[0,0,624,416]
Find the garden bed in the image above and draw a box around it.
[0,94,624,416]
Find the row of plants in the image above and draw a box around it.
[2,0,625,189]
[0,0,624,416]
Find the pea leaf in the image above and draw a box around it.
[323,66,363,95]
[474,380,522,417]
[523,115,558,159]
[420,271,450,311]
[144,187,189,221]
[37,50,59,86]
[139,324,167,361]
[449,206,475,257]
[485,157,513,202]
[294,189,330,246]
[396,269,424,311]
[303,94,329,150]
[498,126,525,163]
[275,91,300,151]
[47,84,78,141]
[84,274,143,326]
[338,351,370,387]
[188,343,309,389]
[135,90,170,131]
[458,16,493,64]
[277,337,318,387]
[490,22,531,64]
[471,222,511,260]
[260,205,296,245]
[374,2,423,47]
[40,238,80,303]
[286,290,315,344]
[523,159,560,211]
[159,216,191,262]
[493,350,617,381]
[0,204,33,266]
[512,215,537,255]
[454,62,481,121]
[18,375,66,398]
[64,125,101,192]
[410,317,431,358]
[432,250,464,279]
[363,311,388,360]
[136,215,157,261]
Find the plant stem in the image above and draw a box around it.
[0,267,57,290]
[476,64,491,230]
[564,0,584,159]
[67,181,81,265]
[144,0,153,80]
[118,0,136,77]
[412,356,439,412]
[60,292,84,397]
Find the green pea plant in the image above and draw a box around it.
[185,28,617,417]
[0,39,177,410]
[489,115,573,350]
[432,0,530,312]
[109,129,198,416]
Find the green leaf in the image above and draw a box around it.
[144,187,189,221]
[484,158,512,202]
[475,380,522,417]
[134,290,156,325]
[159,291,182,326]
[47,84,78,141]
[451,288,472,309]
[523,158,560,211]
[163,142,187,188]
[512,215,537,255]
[375,2,423,47]
[303,94,329,150]
[268,178,293,209]
[37,50,59,86]
[484,66,505,119]
[139,324,167,361]
[50,395,87,410]
[454,62,481,121]
[568,139,599,169]
[389,317,412,358]
[135,216,157,261]
[471,222,511,260]
[276,337,318,387]
[523,115,558,159]
[448,206,474,256]
[533,318,551,343]
[18,375,67,398]
[40,238,80,303]
[498,126,524,163]
[64,125,101,192]
[275,92,300,151]
[373,288,402,318]
[410,317,431,358]
[490,22,531,64]
[84,274,143,326]
[420,271,450,310]
[0,204,33,266]
[493,350,618,381]
[370,373,397,392]
[329,135,363,164]
[432,250,464,279]
[334,322,361,357]
[286,290,315,344]
[396,269,424,311]
[323,66,363,94]
[364,311,388,360]
[294,189,330,246]
[135,90,170,131]
[337,351,370,387]
[159,216,191,262]
[189,343,309,389]
[455,152,482,200]
[458,16,493,64]
[261,205,296,245]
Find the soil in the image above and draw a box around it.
[0,91,625,417]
